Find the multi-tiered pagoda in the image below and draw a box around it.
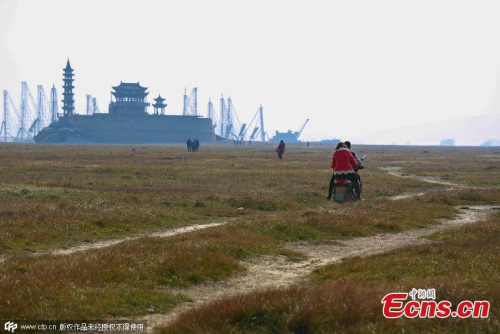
[109,82,150,115]
[61,60,74,116]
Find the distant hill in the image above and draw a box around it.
[358,113,500,146]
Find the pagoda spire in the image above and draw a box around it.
[64,59,72,70]
[62,59,74,116]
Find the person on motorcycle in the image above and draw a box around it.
[345,141,363,197]
[344,141,363,168]
[327,142,362,201]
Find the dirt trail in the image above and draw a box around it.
[141,205,499,331]
[381,166,465,187]
[0,220,230,264]
[51,221,228,256]
[382,166,463,201]
[389,192,426,201]
[139,168,497,332]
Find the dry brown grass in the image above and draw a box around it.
[2,143,500,326]
[158,282,390,333]
[161,217,500,333]
[367,146,500,186]
[239,196,455,243]
[1,143,462,253]
[0,224,282,319]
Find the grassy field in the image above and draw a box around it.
[162,216,500,333]
[1,143,499,332]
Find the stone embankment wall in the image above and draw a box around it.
[35,114,216,144]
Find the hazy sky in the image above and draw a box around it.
[2,0,500,142]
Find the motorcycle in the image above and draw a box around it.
[332,154,365,204]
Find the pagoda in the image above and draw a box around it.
[62,60,74,116]
[152,95,167,115]
[109,82,150,115]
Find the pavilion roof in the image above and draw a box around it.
[111,82,149,98]
[112,82,148,92]
[154,94,166,102]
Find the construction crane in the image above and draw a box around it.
[297,119,309,138]
[85,94,100,115]
[215,94,243,139]
[50,85,59,123]
[18,82,38,142]
[2,82,58,142]
[241,105,266,142]
[92,97,99,114]
[1,90,21,142]
[183,87,198,116]
[207,98,220,133]
[225,96,242,139]
[32,85,53,134]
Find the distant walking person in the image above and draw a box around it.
[275,140,285,159]
[187,139,192,152]
[193,139,200,152]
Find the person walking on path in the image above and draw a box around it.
[275,140,285,159]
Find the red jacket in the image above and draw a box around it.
[276,142,285,154]
[331,147,358,175]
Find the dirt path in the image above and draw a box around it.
[389,192,426,201]
[51,221,229,256]
[0,220,231,264]
[382,166,462,201]
[139,168,497,332]
[141,205,499,331]
[381,166,465,187]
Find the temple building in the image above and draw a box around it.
[109,82,150,115]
